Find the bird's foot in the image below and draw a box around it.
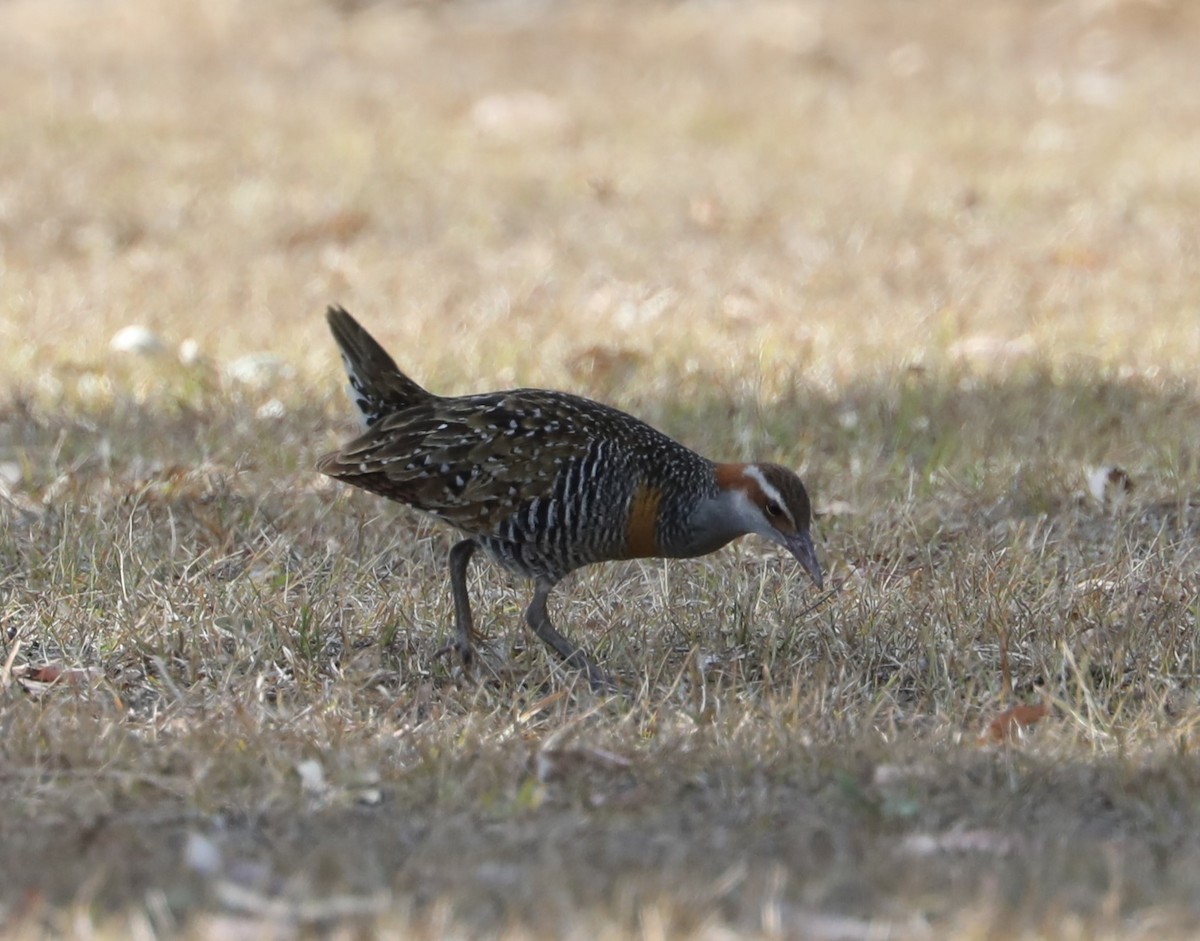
[548,642,618,694]
[433,637,475,668]
[576,656,619,694]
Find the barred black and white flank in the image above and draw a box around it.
[318,306,821,688]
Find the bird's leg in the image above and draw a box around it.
[436,539,480,666]
[524,579,615,692]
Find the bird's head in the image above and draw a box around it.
[713,462,823,589]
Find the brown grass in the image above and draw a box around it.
[2,0,1200,937]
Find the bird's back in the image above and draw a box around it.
[321,380,717,579]
[320,308,719,580]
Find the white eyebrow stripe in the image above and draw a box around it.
[742,464,794,525]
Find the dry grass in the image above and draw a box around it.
[2,0,1200,937]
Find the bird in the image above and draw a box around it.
[318,305,823,688]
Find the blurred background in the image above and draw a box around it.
[3,0,1198,401]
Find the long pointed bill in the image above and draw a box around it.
[786,530,823,590]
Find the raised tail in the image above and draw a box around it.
[326,305,432,427]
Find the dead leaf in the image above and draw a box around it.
[295,759,327,797]
[282,209,370,249]
[1052,245,1105,270]
[13,664,102,696]
[535,747,632,784]
[1073,578,1120,595]
[517,689,568,724]
[688,195,724,231]
[901,828,1020,857]
[978,701,1050,745]
[1087,466,1134,506]
[566,345,642,388]
[469,91,571,141]
[184,831,223,877]
[587,175,616,202]
[948,334,1036,364]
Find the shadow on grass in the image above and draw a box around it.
[0,363,1198,935]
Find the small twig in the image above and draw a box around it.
[997,620,1012,702]
[148,655,185,703]
[795,585,840,620]
[214,881,391,922]
[0,767,188,797]
[0,637,22,689]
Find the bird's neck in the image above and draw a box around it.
[667,465,758,558]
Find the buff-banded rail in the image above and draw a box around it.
[318,306,822,688]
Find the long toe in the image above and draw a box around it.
[580,658,619,694]
[542,632,619,693]
[433,638,475,668]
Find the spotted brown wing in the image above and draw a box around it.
[318,391,592,534]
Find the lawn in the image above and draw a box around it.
[2,0,1200,937]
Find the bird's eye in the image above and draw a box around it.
[764,500,783,518]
